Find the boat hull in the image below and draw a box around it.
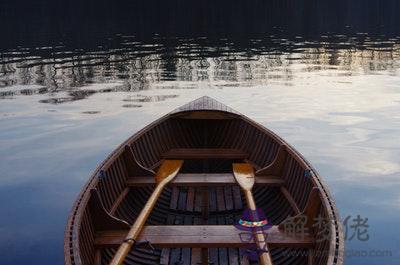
[64,96,344,265]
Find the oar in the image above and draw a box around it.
[233,163,274,265]
[109,159,183,265]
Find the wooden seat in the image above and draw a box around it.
[115,181,256,264]
[126,173,285,186]
[95,225,315,248]
[162,148,248,159]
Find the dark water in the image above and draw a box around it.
[1,1,400,264]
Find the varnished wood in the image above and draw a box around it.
[162,148,248,159]
[186,187,195,211]
[201,248,209,265]
[127,173,284,186]
[256,145,288,176]
[233,163,274,265]
[280,186,301,215]
[155,160,184,184]
[172,110,237,120]
[279,187,322,231]
[159,249,170,265]
[108,160,183,265]
[191,248,202,265]
[88,189,130,231]
[304,188,322,229]
[109,188,129,215]
[233,164,256,190]
[94,250,101,265]
[201,186,209,219]
[308,249,314,265]
[123,145,155,177]
[95,225,315,248]
[65,96,344,265]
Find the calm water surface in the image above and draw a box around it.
[1,0,400,264]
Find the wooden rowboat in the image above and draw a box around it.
[64,96,344,265]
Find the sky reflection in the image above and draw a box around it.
[1,66,399,264]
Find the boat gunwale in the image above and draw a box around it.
[64,101,344,265]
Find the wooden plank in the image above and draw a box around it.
[280,187,301,214]
[256,145,288,177]
[169,187,179,210]
[166,214,175,225]
[217,216,229,265]
[166,213,180,265]
[181,215,192,264]
[174,215,183,225]
[308,249,314,265]
[228,248,239,265]
[122,145,155,177]
[209,187,217,212]
[169,248,181,264]
[173,110,237,120]
[159,249,170,265]
[201,187,209,219]
[240,255,250,265]
[184,215,192,225]
[162,148,248,159]
[279,187,322,232]
[201,248,209,265]
[226,215,239,265]
[193,217,207,264]
[177,187,188,211]
[219,247,229,265]
[88,189,130,231]
[304,187,322,229]
[194,188,202,213]
[232,186,243,210]
[224,186,234,211]
[186,187,195,211]
[225,215,234,226]
[127,173,285,186]
[109,188,129,215]
[94,250,101,265]
[216,187,226,211]
[191,248,202,265]
[181,246,191,263]
[209,248,219,265]
[207,217,218,265]
[95,225,315,248]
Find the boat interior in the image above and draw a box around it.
[65,104,342,265]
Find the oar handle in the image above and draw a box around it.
[109,160,183,265]
[109,183,166,265]
[244,190,257,209]
[243,190,274,265]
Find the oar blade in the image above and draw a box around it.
[232,163,255,191]
[155,160,184,184]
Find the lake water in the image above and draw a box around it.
[0,0,400,264]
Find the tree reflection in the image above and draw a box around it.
[1,0,400,103]
[1,35,399,103]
